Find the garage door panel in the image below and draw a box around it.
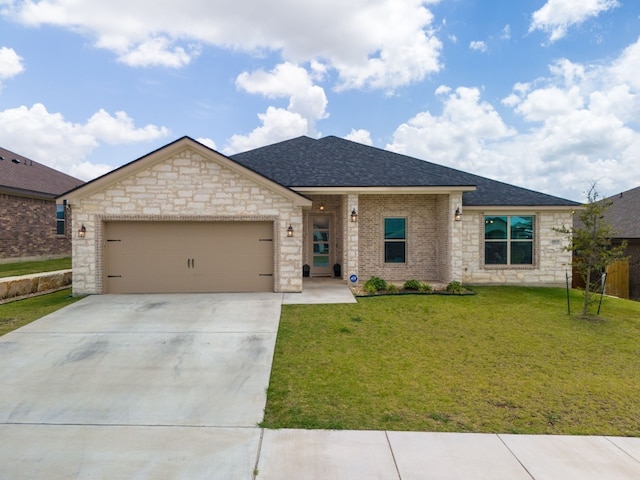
[106,254,192,294]
[104,222,274,293]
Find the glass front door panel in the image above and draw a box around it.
[311,216,331,275]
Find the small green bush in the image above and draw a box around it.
[419,282,432,293]
[364,276,387,293]
[386,283,399,294]
[403,279,422,291]
[446,280,464,294]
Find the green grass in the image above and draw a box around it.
[0,257,72,278]
[0,289,82,336]
[263,286,640,435]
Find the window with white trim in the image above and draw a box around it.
[384,217,406,263]
[484,215,534,265]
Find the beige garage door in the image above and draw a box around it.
[104,221,274,293]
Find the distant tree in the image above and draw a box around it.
[557,185,627,317]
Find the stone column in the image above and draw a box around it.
[449,192,463,282]
[345,194,359,283]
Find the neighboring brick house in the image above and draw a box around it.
[0,146,83,263]
[59,136,579,295]
[603,186,640,300]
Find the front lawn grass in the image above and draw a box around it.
[263,286,640,435]
[0,257,72,278]
[0,289,82,336]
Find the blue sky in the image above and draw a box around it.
[1,0,638,201]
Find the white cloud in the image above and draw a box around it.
[4,0,442,90]
[117,37,200,68]
[327,1,442,91]
[345,129,373,146]
[529,0,620,42]
[387,38,640,201]
[469,41,488,53]
[387,86,514,172]
[236,62,328,126]
[500,25,511,41]
[195,137,217,151]
[0,103,169,180]
[85,109,170,144]
[227,62,328,153]
[223,107,308,155]
[514,85,584,121]
[498,43,640,198]
[0,46,24,86]
[610,38,640,90]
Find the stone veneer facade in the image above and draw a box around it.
[459,210,573,285]
[70,147,305,294]
[65,139,575,293]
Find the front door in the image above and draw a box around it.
[311,215,332,276]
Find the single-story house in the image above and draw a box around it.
[1,146,83,263]
[603,186,640,300]
[58,136,579,295]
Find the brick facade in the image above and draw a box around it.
[0,193,71,262]
[69,147,305,294]
[615,239,640,300]
[357,194,455,283]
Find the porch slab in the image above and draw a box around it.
[283,279,357,305]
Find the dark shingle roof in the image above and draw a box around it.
[604,186,640,239]
[231,136,579,207]
[0,146,83,198]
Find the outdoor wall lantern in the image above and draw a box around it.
[287,224,294,237]
[454,208,462,222]
[78,224,87,238]
[351,209,358,222]
[319,203,325,211]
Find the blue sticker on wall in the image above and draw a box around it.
[349,274,358,283]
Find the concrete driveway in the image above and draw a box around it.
[0,293,282,479]
[4,288,640,479]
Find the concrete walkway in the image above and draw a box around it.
[257,430,640,479]
[3,425,639,479]
[283,278,357,304]
[2,285,640,478]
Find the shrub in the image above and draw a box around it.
[386,283,399,294]
[446,280,464,294]
[419,282,432,293]
[364,276,387,293]
[403,279,422,291]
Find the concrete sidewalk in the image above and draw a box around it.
[256,430,640,479]
[2,426,639,479]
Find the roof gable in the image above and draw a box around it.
[59,136,311,207]
[0,146,83,198]
[231,136,580,207]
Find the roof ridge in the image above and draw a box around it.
[319,136,579,204]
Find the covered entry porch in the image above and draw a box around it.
[299,191,461,286]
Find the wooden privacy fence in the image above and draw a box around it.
[571,259,630,299]
[606,259,630,299]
